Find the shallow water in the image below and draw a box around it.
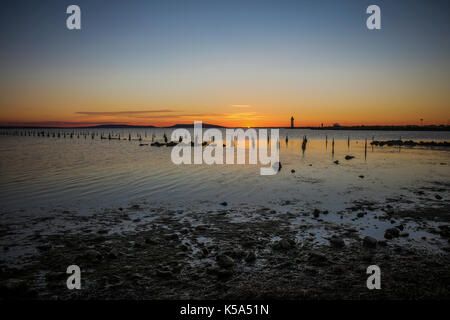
[0,128,449,213]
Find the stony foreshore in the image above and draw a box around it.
[1,190,449,300]
[371,140,450,147]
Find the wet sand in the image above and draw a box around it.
[1,182,449,300]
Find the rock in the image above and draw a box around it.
[359,175,365,178]
[216,254,234,269]
[145,237,158,245]
[356,212,365,218]
[378,240,387,247]
[395,224,404,231]
[245,251,256,263]
[291,169,295,173]
[37,244,52,251]
[329,236,345,248]
[308,251,328,265]
[108,249,119,259]
[304,266,318,275]
[313,209,320,218]
[363,236,377,248]
[84,249,102,260]
[0,279,36,298]
[331,265,345,275]
[438,225,450,238]
[154,269,173,278]
[361,253,373,262]
[345,155,355,160]
[220,202,228,206]
[215,268,233,279]
[384,228,400,239]
[400,232,409,237]
[273,239,292,251]
[131,204,140,210]
[435,194,442,200]
[166,233,179,241]
[334,160,339,164]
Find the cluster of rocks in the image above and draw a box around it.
[150,141,178,147]
[1,198,449,300]
[371,140,450,147]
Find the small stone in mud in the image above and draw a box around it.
[331,265,345,275]
[313,209,320,217]
[363,236,377,248]
[291,169,295,173]
[145,237,158,245]
[273,239,292,251]
[37,244,52,252]
[108,249,119,259]
[304,266,318,275]
[329,236,345,248]
[166,233,179,241]
[400,232,409,237]
[216,254,234,269]
[131,204,140,210]
[215,268,234,279]
[220,202,228,206]
[395,224,404,231]
[345,155,355,160]
[357,212,365,218]
[308,251,328,265]
[334,160,339,164]
[378,240,387,247]
[0,279,36,298]
[384,228,400,239]
[359,175,364,178]
[245,251,256,263]
[435,194,442,200]
[154,269,173,278]
[84,250,102,260]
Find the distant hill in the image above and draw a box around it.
[89,124,156,128]
[168,123,224,128]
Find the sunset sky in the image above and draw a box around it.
[0,0,449,127]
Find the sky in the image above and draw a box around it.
[0,0,449,127]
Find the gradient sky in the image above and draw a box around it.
[0,0,449,127]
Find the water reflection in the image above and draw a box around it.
[0,128,449,213]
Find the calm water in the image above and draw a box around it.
[0,128,449,213]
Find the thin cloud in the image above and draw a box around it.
[231,105,252,108]
[75,110,176,116]
[224,112,264,120]
[0,121,127,127]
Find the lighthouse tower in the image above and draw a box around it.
[291,116,294,128]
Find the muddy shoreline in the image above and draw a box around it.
[1,188,449,300]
